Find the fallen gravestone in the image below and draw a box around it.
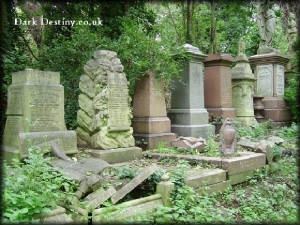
[111,164,159,204]
[85,186,117,211]
[171,136,206,152]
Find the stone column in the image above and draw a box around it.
[232,40,257,126]
[3,69,78,160]
[249,53,291,125]
[132,72,176,150]
[168,44,215,138]
[204,54,236,121]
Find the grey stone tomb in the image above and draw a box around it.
[168,44,215,138]
[3,69,78,161]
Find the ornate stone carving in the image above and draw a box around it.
[219,118,237,157]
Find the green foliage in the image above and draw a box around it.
[3,146,79,223]
[112,165,136,180]
[233,119,273,141]
[284,38,300,122]
[203,137,220,157]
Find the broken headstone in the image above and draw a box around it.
[171,136,206,152]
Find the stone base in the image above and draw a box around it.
[229,170,254,185]
[236,116,258,126]
[170,124,215,139]
[262,96,291,122]
[134,133,176,150]
[264,109,291,122]
[206,107,236,121]
[132,117,171,133]
[3,130,78,161]
[197,180,230,194]
[86,147,142,163]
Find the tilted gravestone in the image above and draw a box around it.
[77,50,142,163]
[3,69,78,161]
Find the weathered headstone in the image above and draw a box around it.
[249,53,290,125]
[76,50,142,162]
[219,118,237,157]
[232,39,257,126]
[168,44,215,138]
[204,54,236,121]
[3,69,78,161]
[132,72,176,149]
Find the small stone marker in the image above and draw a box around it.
[111,164,158,204]
[255,140,274,164]
[3,69,78,161]
[219,118,237,157]
[86,186,116,211]
[237,137,257,149]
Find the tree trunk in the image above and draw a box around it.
[181,0,186,42]
[186,0,192,44]
[209,0,217,54]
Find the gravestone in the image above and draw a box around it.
[232,39,257,126]
[3,69,77,161]
[204,54,236,121]
[132,72,176,150]
[249,53,290,125]
[168,44,215,138]
[76,50,142,162]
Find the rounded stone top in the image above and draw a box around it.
[161,173,170,181]
[180,43,207,61]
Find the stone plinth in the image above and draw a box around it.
[132,73,176,150]
[168,44,215,138]
[232,42,257,126]
[3,69,78,160]
[77,50,142,159]
[204,54,236,120]
[249,52,291,123]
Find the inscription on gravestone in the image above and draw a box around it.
[256,64,273,96]
[108,72,130,131]
[275,65,284,96]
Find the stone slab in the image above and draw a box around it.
[229,170,254,185]
[221,152,266,175]
[87,147,142,163]
[262,96,288,109]
[149,153,223,167]
[49,158,110,181]
[12,69,60,85]
[111,164,158,204]
[17,131,77,159]
[197,180,230,194]
[86,186,116,211]
[184,168,226,188]
[94,198,163,222]
[134,133,176,150]
[256,64,273,96]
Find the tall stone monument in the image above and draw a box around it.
[204,54,236,121]
[132,72,176,150]
[232,39,257,126]
[249,53,290,124]
[76,50,142,163]
[3,69,78,160]
[168,44,215,138]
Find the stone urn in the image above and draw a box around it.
[219,118,237,157]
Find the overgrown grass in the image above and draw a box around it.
[2,147,79,223]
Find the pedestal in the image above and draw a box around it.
[132,73,176,150]
[168,44,215,138]
[204,54,236,121]
[249,52,291,123]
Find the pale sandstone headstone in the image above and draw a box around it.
[76,50,135,149]
[3,69,77,160]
